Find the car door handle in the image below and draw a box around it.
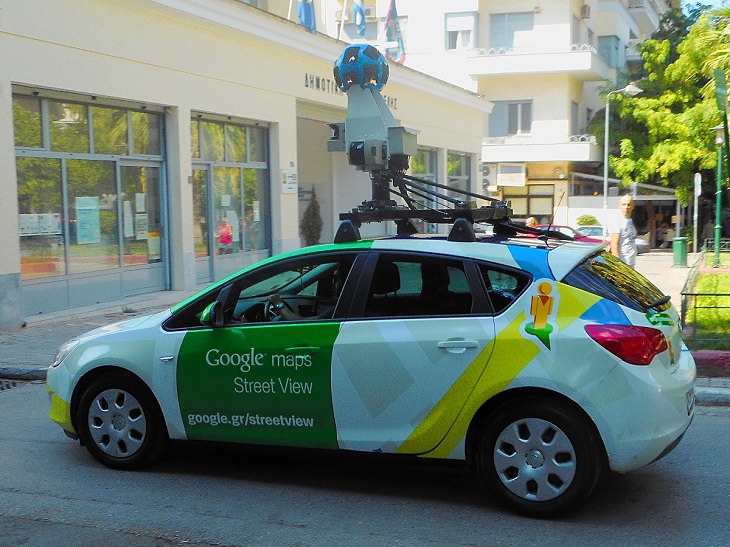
[284,346,320,354]
[437,339,479,353]
[159,355,175,363]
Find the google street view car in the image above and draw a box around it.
[47,45,695,517]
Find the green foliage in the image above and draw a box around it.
[605,6,730,205]
[576,214,599,226]
[300,187,323,247]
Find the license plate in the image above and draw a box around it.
[686,389,696,415]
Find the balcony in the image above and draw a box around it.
[482,134,602,164]
[627,0,664,35]
[468,44,610,82]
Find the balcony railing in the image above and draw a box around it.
[474,43,597,57]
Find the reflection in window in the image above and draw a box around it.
[132,111,162,155]
[13,96,42,148]
[447,151,471,199]
[49,101,89,153]
[17,157,65,280]
[121,166,162,265]
[67,159,119,273]
[92,106,128,155]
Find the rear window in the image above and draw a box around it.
[562,251,669,313]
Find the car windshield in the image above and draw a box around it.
[562,251,670,313]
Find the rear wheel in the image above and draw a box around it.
[77,372,168,469]
[475,397,604,517]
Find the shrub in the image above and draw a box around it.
[576,214,599,226]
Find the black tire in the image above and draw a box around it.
[474,397,604,518]
[76,372,168,470]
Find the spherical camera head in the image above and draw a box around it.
[333,44,389,92]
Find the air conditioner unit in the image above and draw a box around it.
[335,9,351,22]
[364,7,375,19]
[580,4,590,19]
[481,164,497,191]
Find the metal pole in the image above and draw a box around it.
[714,142,723,267]
[603,93,611,210]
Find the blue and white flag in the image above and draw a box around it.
[353,0,366,36]
[384,0,405,64]
[297,0,316,34]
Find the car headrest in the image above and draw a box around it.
[370,261,400,295]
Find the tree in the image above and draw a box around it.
[300,187,323,246]
[601,5,728,205]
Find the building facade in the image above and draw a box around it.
[0,0,490,327]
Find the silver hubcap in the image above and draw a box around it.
[493,417,576,502]
[88,388,147,458]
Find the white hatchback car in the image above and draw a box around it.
[47,228,695,518]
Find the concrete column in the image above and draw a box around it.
[0,77,24,329]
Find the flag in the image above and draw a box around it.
[383,0,405,64]
[297,0,316,34]
[353,0,366,37]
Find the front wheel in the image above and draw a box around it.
[474,397,604,518]
[76,372,168,470]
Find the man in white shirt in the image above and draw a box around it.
[609,194,637,268]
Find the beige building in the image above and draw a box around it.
[0,0,490,326]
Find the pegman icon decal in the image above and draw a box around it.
[525,281,556,349]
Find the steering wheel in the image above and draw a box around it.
[264,297,294,321]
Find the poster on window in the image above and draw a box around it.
[75,197,101,244]
[135,213,149,240]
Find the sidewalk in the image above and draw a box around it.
[1,251,728,405]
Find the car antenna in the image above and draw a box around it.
[541,191,566,247]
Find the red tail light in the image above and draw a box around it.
[584,325,668,366]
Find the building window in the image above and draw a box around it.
[489,12,534,49]
[489,100,532,137]
[598,35,620,68]
[191,117,270,264]
[447,151,471,198]
[502,184,554,223]
[13,92,164,281]
[445,12,477,50]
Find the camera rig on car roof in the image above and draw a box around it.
[327,45,567,244]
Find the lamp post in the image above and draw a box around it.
[713,124,724,268]
[603,82,643,209]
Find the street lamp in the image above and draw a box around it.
[603,82,643,209]
[713,124,724,268]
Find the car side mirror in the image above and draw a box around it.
[200,301,224,328]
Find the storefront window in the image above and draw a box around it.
[17,157,64,279]
[447,151,471,198]
[14,91,165,282]
[121,166,162,265]
[49,100,89,153]
[132,111,162,155]
[67,159,119,273]
[13,96,42,149]
[191,115,270,278]
[92,106,129,155]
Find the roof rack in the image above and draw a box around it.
[328,45,572,245]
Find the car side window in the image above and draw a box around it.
[363,255,473,318]
[478,264,530,314]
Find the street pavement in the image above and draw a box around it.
[1,250,728,405]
